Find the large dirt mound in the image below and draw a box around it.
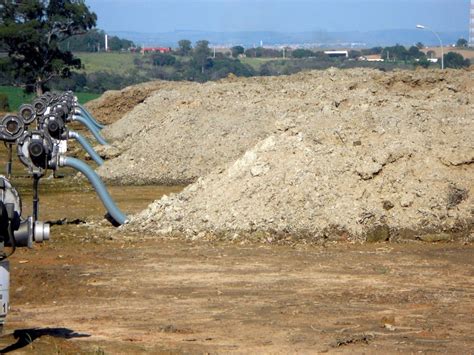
[98,68,473,186]
[121,68,473,241]
[85,80,174,125]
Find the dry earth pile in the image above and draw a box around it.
[97,74,298,184]
[97,68,473,187]
[100,68,474,241]
[85,80,178,125]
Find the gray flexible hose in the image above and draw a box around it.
[72,115,108,145]
[68,131,104,166]
[59,156,128,225]
[78,104,105,129]
[75,112,103,131]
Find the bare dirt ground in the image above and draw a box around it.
[0,178,471,354]
[0,69,471,353]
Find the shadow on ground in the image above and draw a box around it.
[0,327,90,353]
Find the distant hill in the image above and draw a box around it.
[109,29,468,48]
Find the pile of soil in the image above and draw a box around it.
[97,68,473,188]
[85,80,175,125]
[96,74,293,184]
[93,68,473,241]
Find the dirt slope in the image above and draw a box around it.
[88,68,474,241]
[85,80,173,125]
[97,68,473,187]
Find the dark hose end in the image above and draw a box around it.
[105,213,121,227]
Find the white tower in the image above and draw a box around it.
[470,0,474,46]
[105,34,109,52]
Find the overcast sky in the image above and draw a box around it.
[86,0,469,33]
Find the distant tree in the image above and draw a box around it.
[61,28,102,52]
[382,44,409,61]
[209,58,255,80]
[292,49,314,58]
[0,0,97,95]
[193,40,211,73]
[231,45,245,58]
[61,29,134,52]
[151,52,176,66]
[414,57,431,69]
[415,42,424,49]
[444,52,470,69]
[245,47,262,58]
[108,35,134,51]
[177,39,192,56]
[408,46,425,60]
[456,38,468,48]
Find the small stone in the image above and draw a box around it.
[382,200,394,210]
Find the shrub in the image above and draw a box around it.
[444,52,471,69]
[151,53,176,66]
[292,49,314,58]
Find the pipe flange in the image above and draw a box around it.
[32,99,47,115]
[18,104,37,125]
[0,114,25,142]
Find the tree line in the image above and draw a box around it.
[60,29,135,52]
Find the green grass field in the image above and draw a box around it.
[76,51,138,74]
[0,86,100,112]
[240,57,281,70]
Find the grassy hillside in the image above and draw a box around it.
[76,52,137,74]
[240,57,280,70]
[75,52,277,74]
[0,86,100,112]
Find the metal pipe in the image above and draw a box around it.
[32,175,40,222]
[72,115,108,145]
[68,131,104,166]
[58,156,128,225]
[77,104,105,129]
[5,144,12,179]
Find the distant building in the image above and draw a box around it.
[324,50,349,58]
[136,47,172,55]
[359,54,384,62]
